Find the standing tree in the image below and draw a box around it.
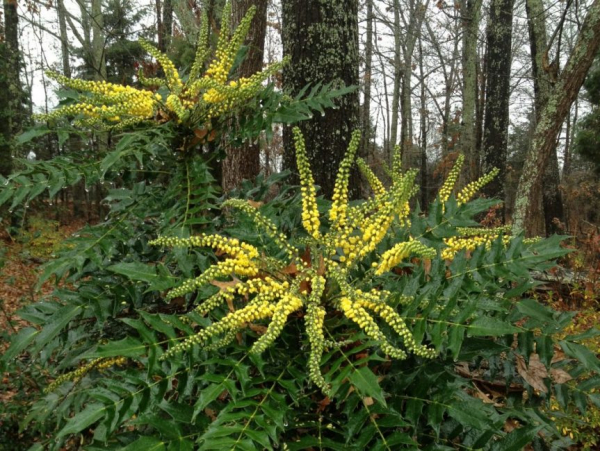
[481,0,515,217]
[281,0,360,198]
[513,0,600,235]
[222,0,268,191]
[525,0,565,234]
[1,0,26,177]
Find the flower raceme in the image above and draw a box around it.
[36,2,286,132]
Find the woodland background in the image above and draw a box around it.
[0,0,599,236]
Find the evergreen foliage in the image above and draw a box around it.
[1,3,599,450]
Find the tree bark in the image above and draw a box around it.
[222,0,268,192]
[282,0,360,198]
[360,0,374,159]
[461,0,483,182]
[57,0,72,78]
[513,0,600,235]
[0,0,25,177]
[91,0,107,80]
[525,0,564,235]
[481,0,515,216]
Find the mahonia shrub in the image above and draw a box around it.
[3,128,596,450]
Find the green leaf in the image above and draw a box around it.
[108,262,175,291]
[16,126,51,144]
[1,327,40,363]
[491,425,542,451]
[57,403,105,438]
[348,367,387,407]
[122,436,166,451]
[467,317,520,337]
[560,340,600,373]
[85,336,146,358]
[32,304,82,354]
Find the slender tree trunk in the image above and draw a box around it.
[361,0,374,159]
[91,0,107,80]
[163,0,174,49]
[57,0,72,78]
[513,0,600,235]
[461,0,483,181]
[282,0,360,198]
[418,35,428,210]
[390,0,402,155]
[222,0,268,191]
[481,0,515,216]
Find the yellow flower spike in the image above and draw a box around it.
[330,130,361,229]
[139,39,183,93]
[161,300,276,359]
[356,158,385,197]
[222,199,297,259]
[293,127,321,239]
[44,357,127,393]
[438,153,465,204]
[251,295,303,353]
[376,239,436,275]
[456,167,500,205]
[188,10,210,84]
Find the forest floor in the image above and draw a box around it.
[1,212,599,448]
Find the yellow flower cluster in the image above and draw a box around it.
[38,2,286,132]
[45,357,127,393]
[375,239,436,275]
[37,72,158,127]
[139,38,183,93]
[438,154,465,204]
[330,130,361,228]
[457,167,500,205]
[441,235,511,260]
[356,158,385,196]
[294,127,321,239]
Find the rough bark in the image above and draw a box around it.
[0,0,25,177]
[461,0,483,181]
[163,0,174,49]
[282,0,360,198]
[525,0,564,235]
[513,0,600,235]
[481,0,515,215]
[222,0,268,192]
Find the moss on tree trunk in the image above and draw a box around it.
[281,0,359,198]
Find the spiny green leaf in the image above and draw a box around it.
[348,367,387,407]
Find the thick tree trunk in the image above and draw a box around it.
[222,0,268,192]
[0,0,25,177]
[461,0,483,182]
[525,0,564,235]
[513,0,600,235]
[163,0,174,49]
[282,0,360,198]
[481,0,514,215]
